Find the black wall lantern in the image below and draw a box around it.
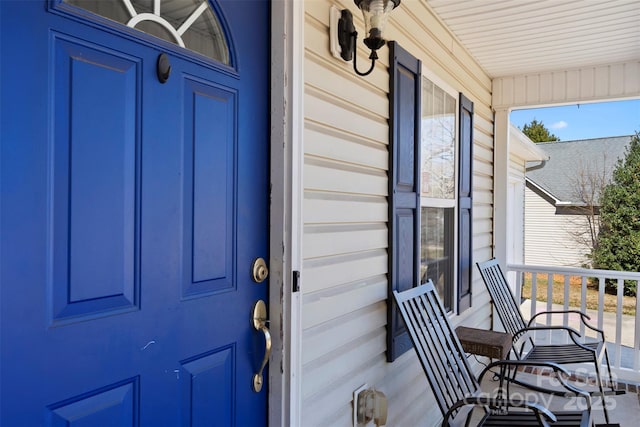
[338,0,401,76]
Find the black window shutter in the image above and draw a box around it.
[457,93,474,314]
[387,42,421,362]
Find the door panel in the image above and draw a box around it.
[183,79,235,296]
[52,34,141,322]
[180,347,234,426]
[49,379,139,426]
[0,1,269,425]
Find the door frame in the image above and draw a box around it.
[269,1,304,425]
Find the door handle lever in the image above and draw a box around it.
[252,300,271,392]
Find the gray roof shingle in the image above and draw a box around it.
[526,135,633,205]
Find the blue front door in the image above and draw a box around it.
[0,1,269,425]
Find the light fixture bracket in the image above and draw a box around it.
[337,9,377,76]
[337,0,401,77]
[337,9,356,62]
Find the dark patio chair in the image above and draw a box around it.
[477,258,620,425]
[393,280,591,427]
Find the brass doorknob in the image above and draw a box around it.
[252,258,269,283]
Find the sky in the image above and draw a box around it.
[510,99,640,141]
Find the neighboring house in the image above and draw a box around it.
[525,136,632,267]
[1,1,638,426]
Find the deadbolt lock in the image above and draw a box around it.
[252,258,269,283]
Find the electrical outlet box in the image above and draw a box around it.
[353,383,369,426]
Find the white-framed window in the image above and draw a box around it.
[419,74,459,311]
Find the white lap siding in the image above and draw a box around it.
[301,1,495,425]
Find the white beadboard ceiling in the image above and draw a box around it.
[425,0,640,78]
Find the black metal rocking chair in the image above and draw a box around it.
[393,280,591,427]
[477,258,621,425]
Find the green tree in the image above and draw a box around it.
[592,132,640,296]
[520,119,560,143]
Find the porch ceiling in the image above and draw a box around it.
[425,0,640,78]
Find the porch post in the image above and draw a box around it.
[493,108,510,268]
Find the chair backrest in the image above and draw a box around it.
[393,280,480,419]
[476,258,528,340]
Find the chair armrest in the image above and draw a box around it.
[528,310,605,339]
[442,396,556,427]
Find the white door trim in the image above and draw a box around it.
[269,0,304,425]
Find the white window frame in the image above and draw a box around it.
[419,66,460,311]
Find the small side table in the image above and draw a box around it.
[455,326,512,360]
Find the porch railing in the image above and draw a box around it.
[506,263,640,384]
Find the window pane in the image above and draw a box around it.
[421,78,456,199]
[420,207,454,310]
[65,0,230,64]
[180,5,229,62]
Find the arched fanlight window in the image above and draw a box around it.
[65,0,230,65]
